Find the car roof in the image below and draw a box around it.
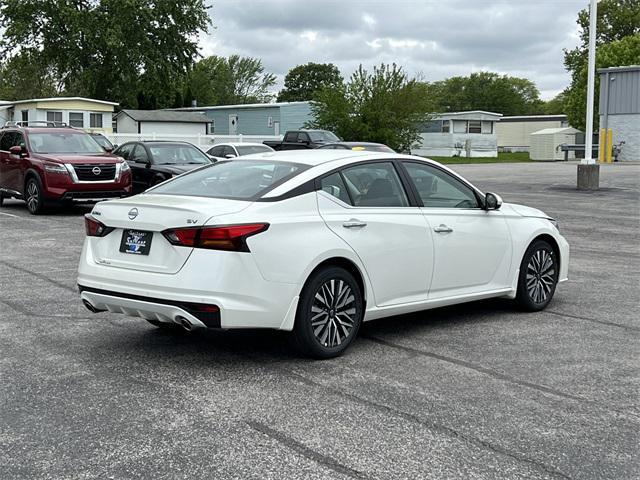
[3,127,86,134]
[212,142,271,148]
[122,141,196,147]
[333,142,388,147]
[255,150,484,199]
[241,149,386,166]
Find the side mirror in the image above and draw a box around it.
[9,145,26,157]
[224,153,237,159]
[485,192,503,210]
[103,146,114,153]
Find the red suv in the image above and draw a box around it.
[0,123,132,214]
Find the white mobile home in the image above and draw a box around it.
[412,111,502,158]
[115,110,211,135]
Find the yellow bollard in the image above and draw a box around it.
[606,129,613,163]
[598,129,606,163]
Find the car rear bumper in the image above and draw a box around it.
[79,286,219,329]
[77,241,300,330]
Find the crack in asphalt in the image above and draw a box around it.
[362,335,585,402]
[281,369,573,480]
[546,310,640,332]
[0,259,77,293]
[246,420,373,480]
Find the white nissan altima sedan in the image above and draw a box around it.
[78,150,569,358]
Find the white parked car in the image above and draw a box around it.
[206,142,274,160]
[78,151,569,358]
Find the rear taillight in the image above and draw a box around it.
[162,223,269,252]
[84,214,114,237]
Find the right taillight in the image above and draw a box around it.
[84,214,114,237]
[162,223,269,252]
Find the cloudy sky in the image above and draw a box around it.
[200,0,589,100]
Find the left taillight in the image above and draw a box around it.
[162,223,269,252]
[84,214,114,237]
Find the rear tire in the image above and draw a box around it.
[292,266,364,359]
[0,192,4,207]
[515,240,559,311]
[25,176,45,215]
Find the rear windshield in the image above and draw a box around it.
[147,160,308,200]
[148,144,211,165]
[308,131,339,142]
[236,145,273,156]
[28,132,105,154]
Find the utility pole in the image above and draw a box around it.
[577,0,600,190]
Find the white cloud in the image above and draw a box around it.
[201,0,587,99]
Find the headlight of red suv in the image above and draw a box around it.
[43,163,68,174]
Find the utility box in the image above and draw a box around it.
[530,127,580,161]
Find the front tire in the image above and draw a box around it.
[25,176,45,215]
[293,266,364,359]
[516,240,559,311]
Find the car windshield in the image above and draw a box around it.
[147,160,308,200]
[235,145,273,156]
[148,144,211,165]
[308,131,339,142]
[28,132,105,154]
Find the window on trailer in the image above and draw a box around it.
[90,113,103,128]
[46,111,63,124]
[69,112,84,128]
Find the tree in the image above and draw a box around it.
[0,49,59,100]
[542,92,567,115]
[185,55,276,106]
[306,63,433,152]
[427,72,544,115]
[564,34,640,130]
[277,63,343,102]
[563,0,640,129]
[0,0,211,107]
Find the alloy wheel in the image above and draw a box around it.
[310,279,357,348]
[26,180,40,213]
[526,249,556,304]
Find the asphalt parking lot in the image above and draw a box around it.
[1,162,638,480]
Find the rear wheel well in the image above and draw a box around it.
[529,234,561,268]
[301,257,367,307]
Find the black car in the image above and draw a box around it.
[317,142,395,153]
[113,141,212,194]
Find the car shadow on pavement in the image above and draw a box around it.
[1,198,92,217]
[95,298,517,363]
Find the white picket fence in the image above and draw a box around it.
[105,132,282,149]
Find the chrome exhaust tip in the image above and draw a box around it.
[82,299,106,313]
[176,316,193,332]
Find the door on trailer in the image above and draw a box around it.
[228,115,239,135]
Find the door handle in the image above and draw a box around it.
[434,224,453,233]
[343,219,367,229]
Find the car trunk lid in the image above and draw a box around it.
[88,194,251,274]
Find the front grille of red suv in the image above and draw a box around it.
[73,164,117,181]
